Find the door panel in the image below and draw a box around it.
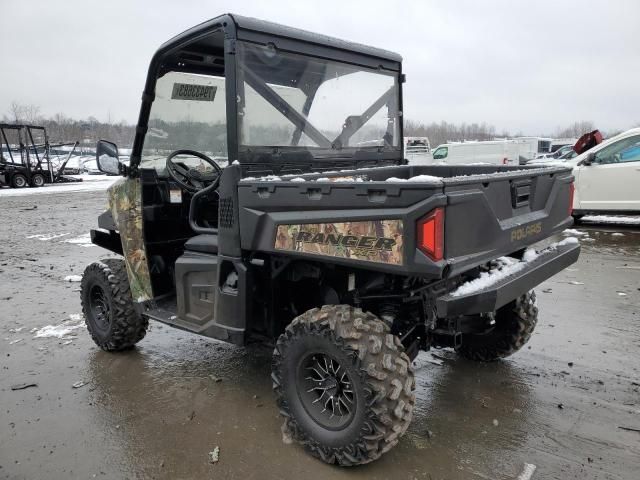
[576,134,640,211]
[577,163,640,210]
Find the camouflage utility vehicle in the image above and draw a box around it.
[81,14,580,466]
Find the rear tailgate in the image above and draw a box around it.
[442,166,574,277]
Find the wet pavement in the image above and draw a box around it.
[1,190,639,480]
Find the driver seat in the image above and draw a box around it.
[184,234,218,255]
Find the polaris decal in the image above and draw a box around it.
[275,221,403,265]
[510,221,542,242]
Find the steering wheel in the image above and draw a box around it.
[166,150,223,193]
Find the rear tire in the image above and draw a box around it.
[456,291,538,361]
[11,173,27,188]
[80,259,148,351]
[30,173,45,187]
[272,305,415,466]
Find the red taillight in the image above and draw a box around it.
[568,182,575,216]
[418,208,444,261]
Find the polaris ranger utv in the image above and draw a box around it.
[81,14,580,466]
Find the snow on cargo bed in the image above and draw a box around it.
[450,237,579,297]
[238,164,567,184]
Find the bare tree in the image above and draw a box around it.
[554,121,595,138]
[404,120,502,147]
[6,101,42,124]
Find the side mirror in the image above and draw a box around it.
[580,152,595,166]
[96,140,122,175]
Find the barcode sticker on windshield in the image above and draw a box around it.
[171,83,216,101]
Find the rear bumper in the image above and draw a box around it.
[436,242,580,317]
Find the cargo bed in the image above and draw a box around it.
[237,164,575,279]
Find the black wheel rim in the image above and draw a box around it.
[89,284,110,332]
[297,352,356,430]
[34,176,44,186]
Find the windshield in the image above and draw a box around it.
[236,42,400,152]
[432,147,448,159]
[141,71,227,174]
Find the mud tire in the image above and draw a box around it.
[457,291,538,361]
[272,305,415,466]
[80,259,148,351]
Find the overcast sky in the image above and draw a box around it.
[2,0,638,135]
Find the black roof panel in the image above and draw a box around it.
[157,13,402,64]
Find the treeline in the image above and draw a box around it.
[2,103,135,148]
[5,101,627,151]
[404,120,500,148]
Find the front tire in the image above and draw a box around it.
[80,259,148,351]
[457,291,538,361]
[272,305,415,466]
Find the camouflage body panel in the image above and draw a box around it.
[108,177,153,302]
[275,220,404,265]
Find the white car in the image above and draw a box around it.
[557,128,640,217]
[83,159,102,175]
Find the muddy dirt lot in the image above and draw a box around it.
[1,188,639,480]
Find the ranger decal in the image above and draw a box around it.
[275,220,403,265]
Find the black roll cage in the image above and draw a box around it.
[129,13,404,174]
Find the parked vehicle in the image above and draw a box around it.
[528,147,578,165]
[0,123,79,187]
[431,140,511,165]
[529,144,575,162]
[431,137,553,166]
[61,156,85,175]
[512,136,553,163]
[404,136,430,163]
[79,14,579,467]
[83,159,102,175]
[553,144,575,158]
[569,128,640,216]
[551,138,577,153]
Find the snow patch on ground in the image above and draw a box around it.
[451,237,579,297]
[516,463,537,480]
[563,228,588,236]
[64,233,94,247]
[34,315,84,339]
[64,275,82,282]
[581,215,640,225]
[27,233,70,241]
